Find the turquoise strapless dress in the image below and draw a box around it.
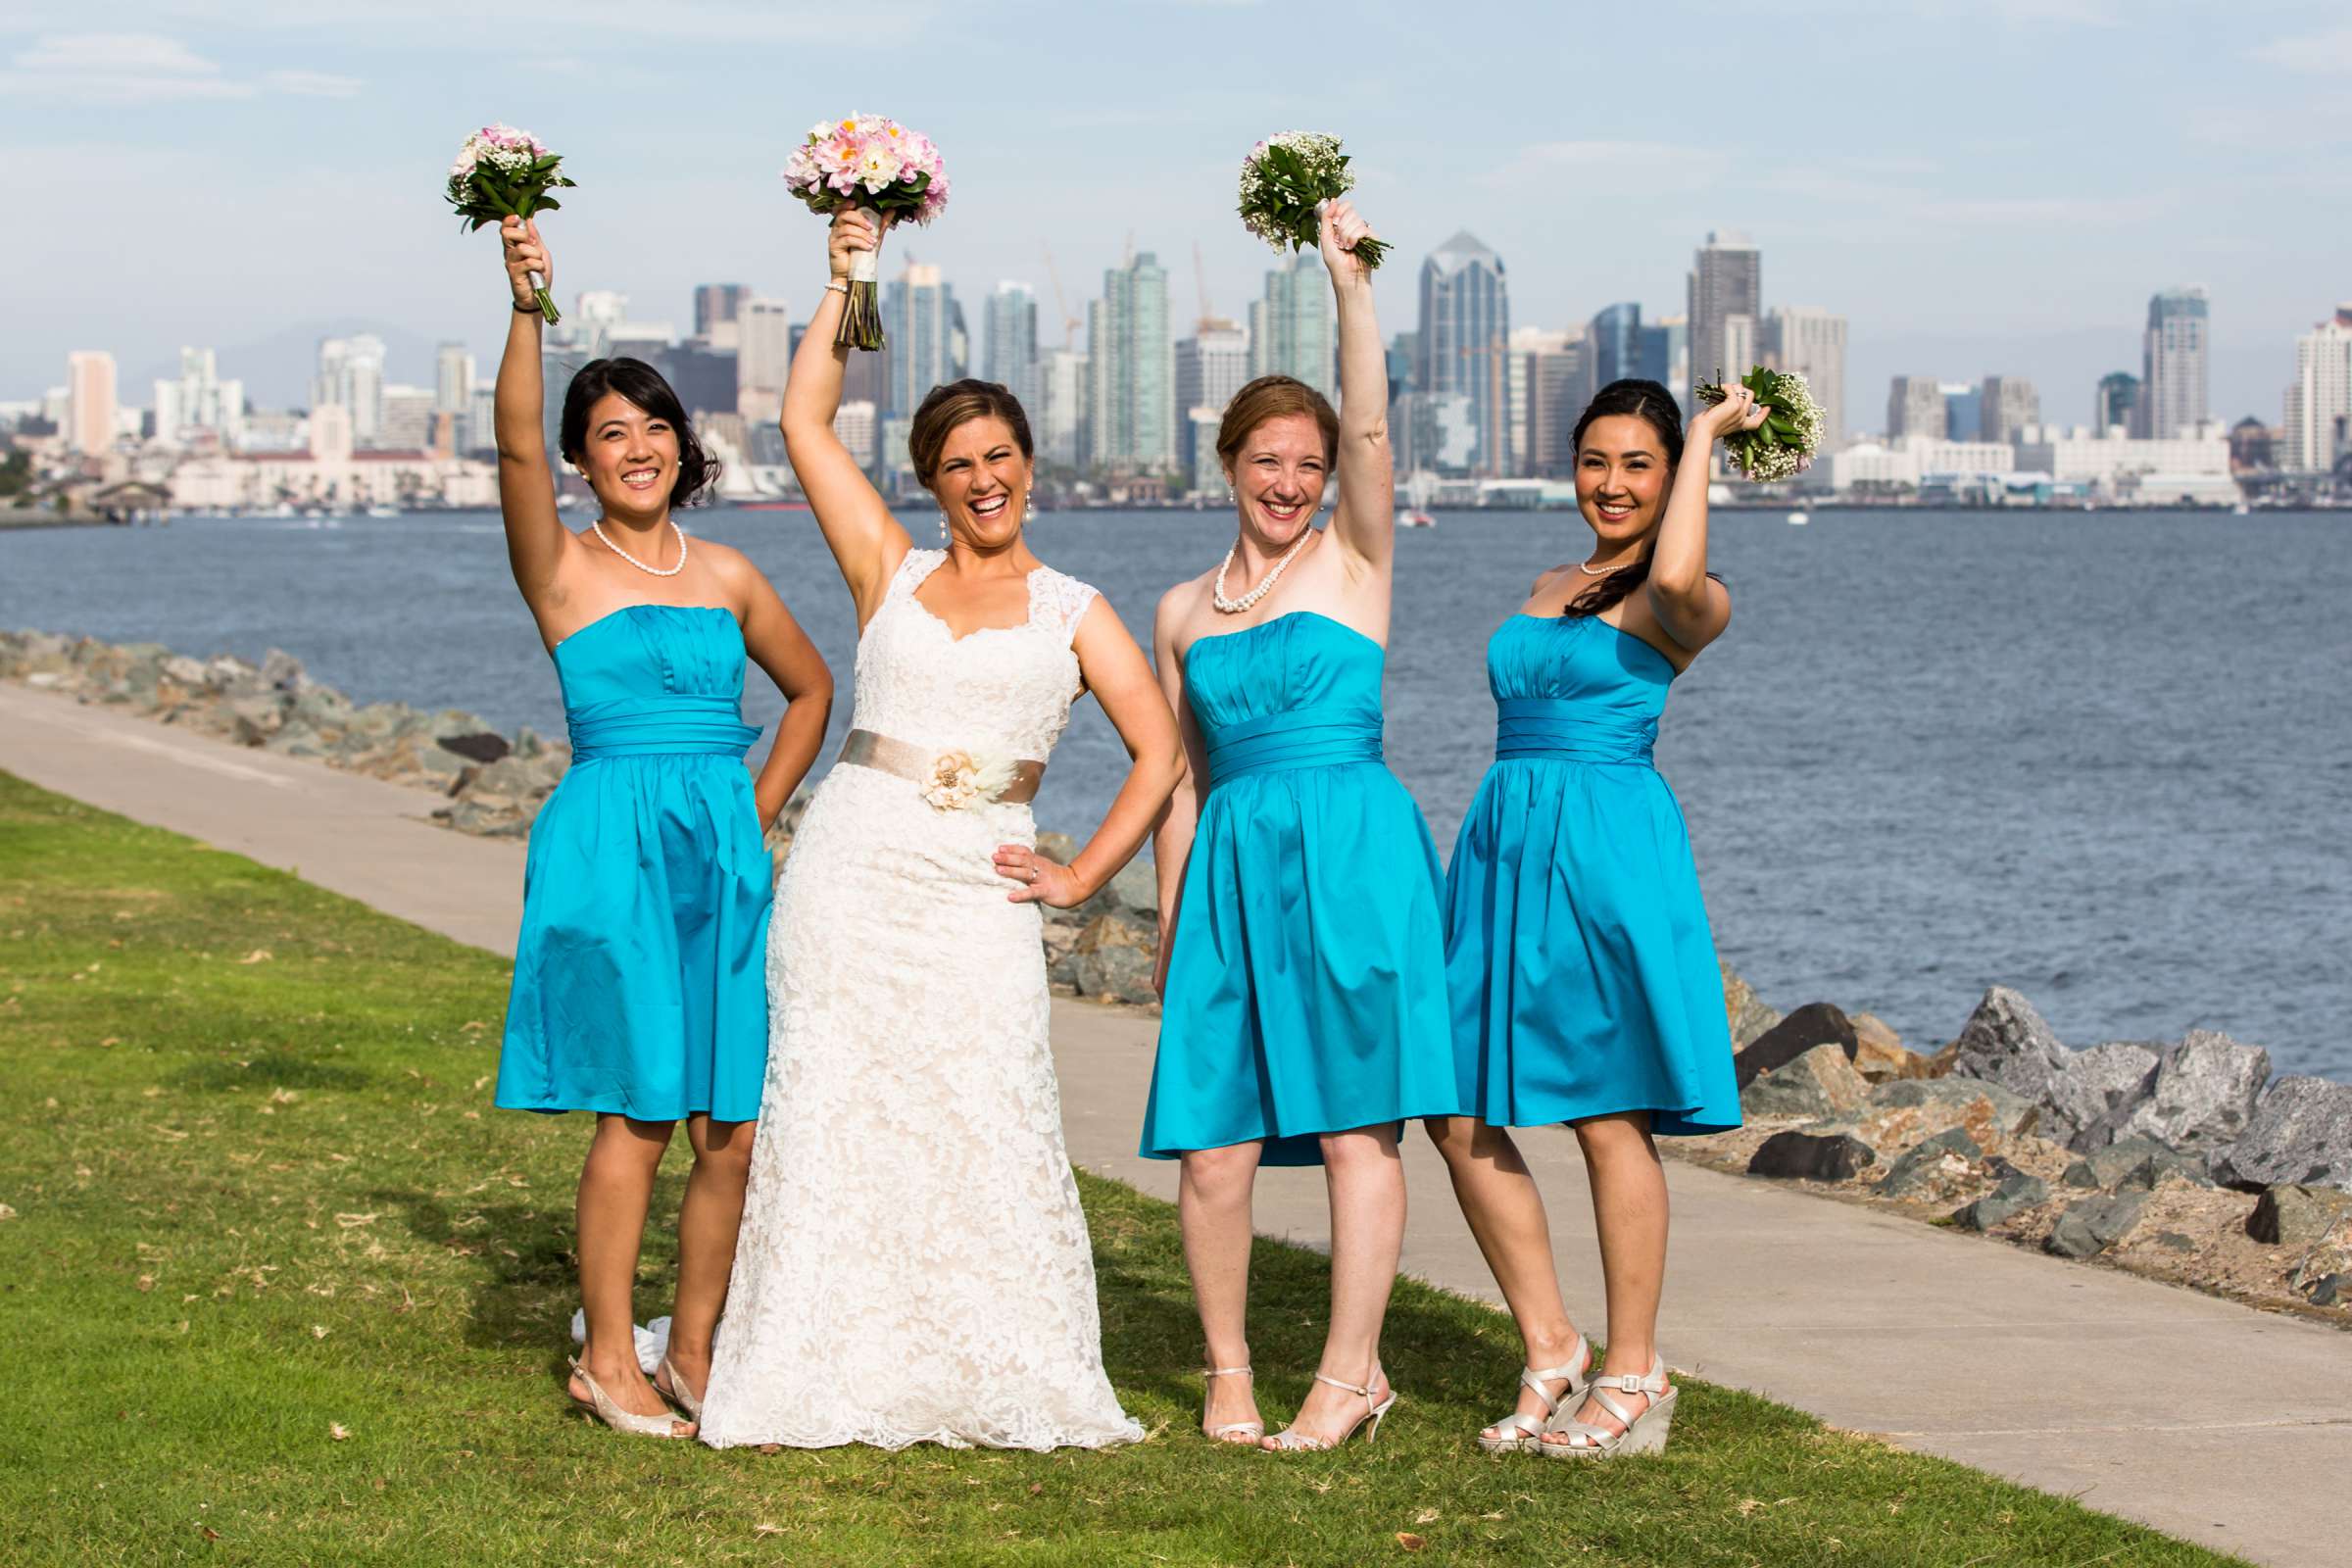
[495,606,774,1122]
[1442,613,1739,1136]
[1142,612,1465,1166]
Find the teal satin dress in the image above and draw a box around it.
[495,605,773,1123]
[1442,613,1740,1136]
[1142,612,1466,1165]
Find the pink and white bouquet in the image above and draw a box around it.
[444,123,576,323]
[1238,132,1389,270]
[1695,367,1827,482]
[782,114,951,351]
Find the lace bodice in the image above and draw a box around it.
[853,550,1098,760]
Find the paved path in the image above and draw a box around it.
[6,680,2346,1566]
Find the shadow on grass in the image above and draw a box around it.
[171,1047,376,1094]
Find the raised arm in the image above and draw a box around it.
[1319,201,1395,573]
[1146,590,1211,996]
[1644,384,1760,654]
[783,208,912,626]
[996,597,1185,910]
[493,217,572,605]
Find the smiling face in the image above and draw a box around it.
[573,392,680,521]
[930,415,1032,550]
[1574,413,1673,551]
[1225,412,1329,550]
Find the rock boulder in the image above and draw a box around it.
[2043,1041,2160,1149]
[2079,1031,2270,1155]
[1953,1172,2048,1232]
[1740,1043,1871,1120]
[2044,1193,2147,1259]
[2210,1076,2352,1193]
[1747,1130,1875,1183]
[1733,1002,1859,1088]
[1720,963,1782,1051]
[1948,987,2069,1102]
[2245,1185,2352,1248]
[1876,1126,1982,1199]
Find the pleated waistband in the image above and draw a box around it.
[568,695,759,760]
[1493,697,1656,765]
[1205,703,1384,788]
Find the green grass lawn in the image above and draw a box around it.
[0,770,2248,1568]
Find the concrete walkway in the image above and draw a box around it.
[5,681,2345,1566]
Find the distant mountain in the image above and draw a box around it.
[132,319,457,409]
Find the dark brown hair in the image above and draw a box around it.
[1216,374,1339,472]
[1562,377,1717,620]
[908,379,1033,488]
[559,358,719,509]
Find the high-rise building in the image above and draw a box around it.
[1386,330,1416,396]
[67,350,117,455]
[1249,253,1335,401]
[1887,375,1945,440]
[1041,348,1089,468]
[1762,307,1847,448]
[1588,303,1642,393]
[1687,230,1760,413]
[982,281,1042,415]
[736,297,792,424]
[435,342,475,416]
[1176,318,1250,482]
[693,283,750,346]
[1394,391,1477,476]
[1980,375,2040,444]
[1086,252,1173,472]
[2281,305,2352,472]
[379,385,436,451]
[1504,327,1569,476]
[832,400,878,468]
[1416,230,1510,475]
[153,346,243,449]
[1638,317,1688,398]
[1518,332,1586,478]
[1940,382,1982,446]
[2139,285,2209,439]
[312,334,386,446]
[885,263,960,416]
[2094,371,2139,434]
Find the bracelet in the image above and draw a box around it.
[824,280,849,296]
[514,298,543,314]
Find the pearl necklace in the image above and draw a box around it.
[591,516,688,578]
[1579,553,1641,577]
[1212,529,1313,614]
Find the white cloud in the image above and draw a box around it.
[2248,25,2352,74]
[263,68,360,97]
[4,30,251,101]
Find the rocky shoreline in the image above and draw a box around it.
[7,628,2348,1323]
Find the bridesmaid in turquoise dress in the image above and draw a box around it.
[1144,200,1463,1453]
[482,218,833,1437]
[1429,377,1766,1462]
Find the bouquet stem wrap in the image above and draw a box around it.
[840,220,886,352]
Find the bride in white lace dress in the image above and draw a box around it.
[697,210,1183,1450]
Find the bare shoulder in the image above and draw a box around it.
[1527,564,1573,604]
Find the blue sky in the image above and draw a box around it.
[2,0,2345,426]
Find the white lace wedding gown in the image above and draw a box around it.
[698,549,1142,1451]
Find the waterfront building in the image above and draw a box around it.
[1176,318,1250,483]
[884,262,961,416]
[1086,252,1173,473]
[1589,303,1642,392]
[2011,421,2235,503]
[1886,375,1945,440]
[153,347,244,450]
[1980,375,2040,444]
[1828,435,2012,495]
[1040,347,1089,468]
[67,350,118,456]
[832,399,878,469]
[1386,330,1416,396]
[1416,230,1510,475]
[982,282,1042,415]
[736,297,792,425]
[1687,230,1759,411]
[1940,382,1982,449]
[2139,285,2209,439]
[2230,417,2278,472]
[1250,252,1335,401]
[312,334,386,447]
[378,385,436,452]
[1509,328,1583,478]
[2094,370,2139,434]
[434,343,475,416]
[2280,306,2352,472]
[166,403,498,511]
[1186,407,1224,494]
[1763,308,1847,448]
[657,341,738,421]
[694,283,750,348]
[466,386,495,457]
[1394,390,1476,477]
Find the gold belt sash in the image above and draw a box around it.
[838,728,1046,808]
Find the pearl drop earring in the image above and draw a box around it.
[938,510,949,543]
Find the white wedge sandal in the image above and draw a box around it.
[1540,1354,1676,1459]
[1477,1334,1592,1454]
[567,1356,695,1438]
[1201,1364,1265,1446]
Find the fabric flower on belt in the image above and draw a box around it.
[920,750,1017,811]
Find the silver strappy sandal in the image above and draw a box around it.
[1540,1354,1676,1459]
[567,1355,694,1438]
[1477,1334,1592,1454]
[1200,1364,1264,1445]
[1261,1366,1397,1452]
[653,1355,704,1424]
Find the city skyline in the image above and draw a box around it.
[2,2,2346,422]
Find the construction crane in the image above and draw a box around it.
[1040,245,1081,352]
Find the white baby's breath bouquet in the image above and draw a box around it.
[1237,132,1389,270]
[1696,366,1826,482]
